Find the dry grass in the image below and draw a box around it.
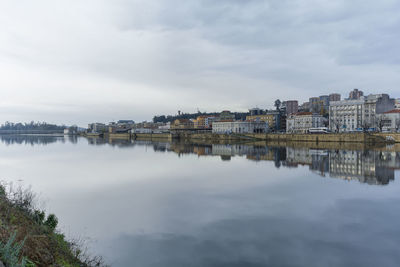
[0,182,107,267]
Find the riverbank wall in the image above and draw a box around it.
[133,132,396,144]
[244,133,389,143]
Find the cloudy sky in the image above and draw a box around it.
[1,0,399,126]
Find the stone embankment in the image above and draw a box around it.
[132,132,399,144]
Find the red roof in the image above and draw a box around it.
[384,109,400,114]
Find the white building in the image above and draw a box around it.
[286,112,325,133]
[158,122,171,131]
[329,94,395,132]
[379,110,400,132]
[212,121,267,134]
[329,99,364,132]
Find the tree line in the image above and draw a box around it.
[0,121,66,131]
[153,111,250,123]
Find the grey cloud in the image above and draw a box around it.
[1,0,400,124]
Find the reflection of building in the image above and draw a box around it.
[329,150,396,185]
[285,147,329,176]
[125,138,398,186]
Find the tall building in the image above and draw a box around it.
[284,100,298,115]
[309,97,320,113]
[319,95,330,114]
[329,93,341,102]
[299,102,310,112]
[349,89,364,100]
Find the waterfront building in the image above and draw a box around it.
[212,121,267,134]
[171,119,194,130]
[349,88,364,100]
[379,109,400,132]
[205,116,217,128]
[286,112,325,133]
[193,116,208,129]
[64,126,78,135]
[329,94,395,132]
[158,122,171,131]
[246,110,284,132]
[87,123,108,133]
[329,98,364,132]
[364,94,395,128]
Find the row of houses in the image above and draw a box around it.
[87,89,400,135]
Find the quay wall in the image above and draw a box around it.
[244,133,395,143]
[131,132,396,143]
[134,133,174,140]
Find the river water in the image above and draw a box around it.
[1,135,400,267]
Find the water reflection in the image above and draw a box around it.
[1,135,399,186]
[135,141,399,186]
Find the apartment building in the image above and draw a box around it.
[286,112,325,133]
[329,94,395,132]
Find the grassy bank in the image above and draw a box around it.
[0,183,106,267]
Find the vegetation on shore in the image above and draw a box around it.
[0,182,107,267]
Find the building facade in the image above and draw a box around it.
[349,89,364,100]
[284,100,299,115]
[379,110,400,132]
[212,121,267,134]
[246,111,284,132]
[329,93,341,102]
[286,112,325,133]
[88,123,108,133]
[329,94,395,132]
[171,119,194,130]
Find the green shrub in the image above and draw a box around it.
[44,214,58,231]
[33,210,45,225]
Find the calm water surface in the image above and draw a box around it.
[1,135,400,267]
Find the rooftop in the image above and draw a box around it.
[384,109,400,114]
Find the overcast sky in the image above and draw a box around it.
[1,0,399,126]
